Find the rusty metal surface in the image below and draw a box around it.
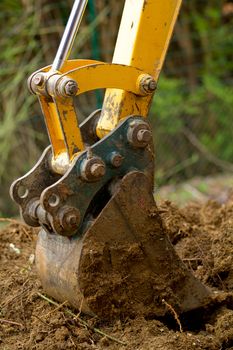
[10,109,101,227]
[36,229,93,314]
[10,146,61,227]
[39,116,154,236]
[79,109,101,145]
[36,171,211,319]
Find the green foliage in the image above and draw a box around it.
[192,4,233,76]
[0,2,49,215]
[151,1,233,184]
[151,78,185,134]
[0,2,42,178]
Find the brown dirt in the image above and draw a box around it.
[77,173,211,320]
[0,196,233,350]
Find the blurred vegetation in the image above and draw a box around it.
[0,0,232,215]
[152,1,233,184]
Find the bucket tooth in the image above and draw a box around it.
[36,171,211,319]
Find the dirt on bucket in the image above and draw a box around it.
[0,195,233,349]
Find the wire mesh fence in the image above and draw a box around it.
[0,0,232,215]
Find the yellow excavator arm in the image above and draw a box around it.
[10,0,212,319]
[27,0,181,171]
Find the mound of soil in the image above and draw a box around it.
[0,196,233,349]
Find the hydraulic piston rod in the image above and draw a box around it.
[52,0,88,71]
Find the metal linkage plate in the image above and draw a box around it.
[10,109,101,228]
[10,146,61,227]
[40,116,154,236]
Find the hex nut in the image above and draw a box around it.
[58,206,80,231]
[90,163,105,177]
[64,80,78,96]
[81,157,106,181]
[33,73,45,87]
[136,129,152,143]
[127,121,152,148]
[139,74,157,95]
[148,79,157,91]
[110,153,123,167]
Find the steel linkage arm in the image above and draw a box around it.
[97,0,182,137]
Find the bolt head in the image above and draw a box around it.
[33,73,44,87]
[65,214,79,226]
[90,163,105,177]
[137,129,152,143]
[81,157,106,181]
[127,120,152,148]
[111,153,123,167]
[59,207,80,231]
[148,79,157,91]
[139,74,157,94]
[64,80,78,96]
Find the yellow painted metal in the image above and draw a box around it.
[58,64,147,96]
[38,95,84,161]
[39,97,67,157]
[61,59,101,73]
[33,59,102,75]
[39,95,83,161]
[96,0,182,138]
[55,98,84,158]
[33,0,182,165]
[37,62,150,161]
[36,59,101,160]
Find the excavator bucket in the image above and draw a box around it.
[36,171,210,319]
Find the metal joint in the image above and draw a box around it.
[127,120,152,148]
[81,157,106,182]
[58,206,81,233]
[56,77,79,97]
[137,74,157,95]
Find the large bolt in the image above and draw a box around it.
[110,152,123,168]
[127,120,152,148]
[90,163,105,177]
[33,73,45,87]
[138,74,157,95]
[58,206,80,232]
[81,157,106,181]
[64,80,78,96]
[148,79,157,91]
[137,129,152,143]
